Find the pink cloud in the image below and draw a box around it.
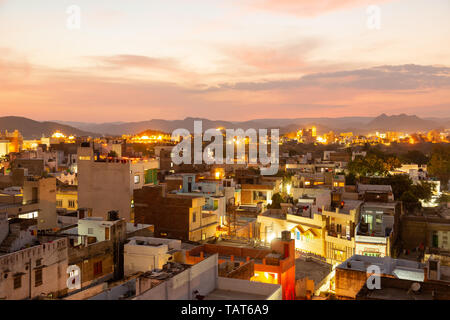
[251,0,392,17]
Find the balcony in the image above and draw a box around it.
[355,222,392,244]
[325,230,354,246]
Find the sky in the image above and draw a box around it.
[0,0,449,122]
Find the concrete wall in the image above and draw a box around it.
[78,218,110,242]
[134,254,218,300]
[0,212,8,244]
[217,277,282,300]
[335,267,367,299]
[77,147,132,221]
[0,238,68,300]
[68,240,115,290]
[124,243,171,275]
[23,177,58,231]
[89,279,136,300]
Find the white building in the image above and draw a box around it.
[124,236,182,276]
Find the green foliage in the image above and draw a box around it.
[367,175,412,200]
[367,175,434,212]
[400,191,421,212]
[268,193,283,209]
[345,172,357,185]
[428,144,450,189]
[410,181,434,202]
[348,151,401,177]
[399,150,429,165]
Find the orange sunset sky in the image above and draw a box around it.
[0,0,449,122]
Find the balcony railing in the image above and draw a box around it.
[326,230,352,241]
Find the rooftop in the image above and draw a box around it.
[337,255,425,282]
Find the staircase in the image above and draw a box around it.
[0,233,19,253]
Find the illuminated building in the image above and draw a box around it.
[185,233,296,300]
[56,184,78,211]
[0,130,22,153]
[0,140,9,157]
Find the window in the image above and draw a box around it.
[68,200,76,208]
[35,269,43,287]
[56,200,63,207]
[14,275,22,289]
[18,211,38,219]
[93,261,103,276]
[36,259,42,267]
[192,211,196,223]
[78,156,91,161]
[134,175,140,184]
[88,228,94,235]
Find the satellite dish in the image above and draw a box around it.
[411,282,421,292]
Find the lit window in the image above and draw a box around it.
[134,175,140,184]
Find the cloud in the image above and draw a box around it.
[219,39,322,74]
[249,0,392,17]
[213,64,450,91]
[1,51,449,121]
[87,54,180,71]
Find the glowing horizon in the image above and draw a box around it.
[0,0,449,122]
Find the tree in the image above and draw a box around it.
[400,190,421,212]
[268,193,283,209]
[348,152,400,177]
[400,150,429,165]
[428,144,450,189]
[345,172,357,185]
[410,181,434,202]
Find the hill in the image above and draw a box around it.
[0,116,96,139]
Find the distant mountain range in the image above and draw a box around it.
[0,114,448,139]
[53,114,450,136]
[0,116,95,139]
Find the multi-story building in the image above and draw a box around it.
[56,183,78,211]
[77,144,158,222]
[355,201,401,257]
[134,184,217,242]
[176,174,227,227]
[0,235,69,300]
[185,233,295,300]
[323,200,363,265]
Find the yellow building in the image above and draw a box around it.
[56,184,78,211]
[257,199,363,266]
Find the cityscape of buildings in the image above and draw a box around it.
[0,125,449,300]
[1,0,449,308]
